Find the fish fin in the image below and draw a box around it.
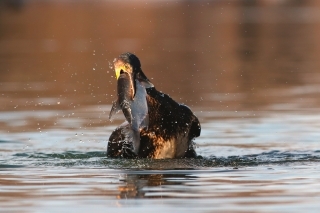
[139,79,154,88]
[109,100,121,121]
[136,72,154,88]
[140,114,149,130]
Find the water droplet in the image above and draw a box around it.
[108,61,114,70]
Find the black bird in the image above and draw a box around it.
[107,53,201,159]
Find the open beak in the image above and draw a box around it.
[113,58,154,102]
[112,57,153,129]
[115,66,122,80]
[114,63,135,125]
[117,71,134,125]
[116,69,135,102]
[113,58,135,100]
[117,72,135,103]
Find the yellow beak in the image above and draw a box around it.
[114,64,131,80]
[115,67,121,79]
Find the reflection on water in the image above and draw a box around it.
[1,0,320,212]
[1,167,320,212]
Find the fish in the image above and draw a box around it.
[109,75,150,155]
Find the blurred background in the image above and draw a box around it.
[1,0,320,132]
[2,2,320,211]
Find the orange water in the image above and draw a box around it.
[1,1,320,212]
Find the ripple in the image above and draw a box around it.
[3,150,320,170]
[27,151,107,159]
[0,164,25,169]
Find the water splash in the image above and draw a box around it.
[5,150,320,169]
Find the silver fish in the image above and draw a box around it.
[109,78,149,154]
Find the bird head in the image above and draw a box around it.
[113,52,154,99]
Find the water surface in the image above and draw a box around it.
[1,1,320,212]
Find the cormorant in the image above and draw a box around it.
[107,52,201,159]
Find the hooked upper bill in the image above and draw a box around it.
[113,58,133,80]
[113,56,154,88]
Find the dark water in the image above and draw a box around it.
[1,0,320,212]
